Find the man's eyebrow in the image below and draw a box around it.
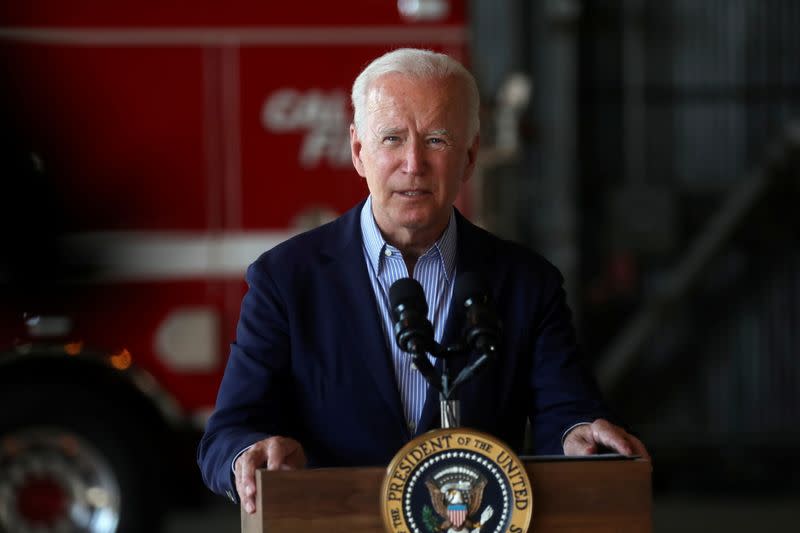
[375,126,406,136]
[372,127,452,138]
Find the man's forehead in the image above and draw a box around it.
[366,79,454,114]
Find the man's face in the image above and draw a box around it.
[350,73,479,246]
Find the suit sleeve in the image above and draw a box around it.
[527,268,615,454]
[197,259,293,499]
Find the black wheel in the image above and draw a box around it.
[0,382,164,533]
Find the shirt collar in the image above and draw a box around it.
[360,196,457,281]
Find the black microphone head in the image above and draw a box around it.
[389,277,428,316]
[389,277,433,354]
[454,272,490,309]
[455,272,499,353]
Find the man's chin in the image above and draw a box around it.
[395,212,434,231]
[379,205,449,239]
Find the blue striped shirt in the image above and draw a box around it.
[360,196,457,433]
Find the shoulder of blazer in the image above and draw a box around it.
[249,198,366,271]
[453,209,563,286]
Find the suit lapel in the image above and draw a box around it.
[322,202,406,428]
[416,211,496,434]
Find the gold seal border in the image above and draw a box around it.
[381,427,533,533]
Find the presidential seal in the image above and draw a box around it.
[381,428,533,533]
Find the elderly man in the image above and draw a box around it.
[198,48,648,514]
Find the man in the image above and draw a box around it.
[198,48,649,514]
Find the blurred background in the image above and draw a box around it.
[1,0,798,532]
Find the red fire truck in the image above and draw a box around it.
[0,2,469,531]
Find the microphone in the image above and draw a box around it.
[451,273,500,389]
[454,272,500,354]
[389,277,434,354]
[389,278,442,391]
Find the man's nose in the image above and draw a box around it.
[402,138,425,175]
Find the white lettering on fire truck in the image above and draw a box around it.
[261,88,352,169]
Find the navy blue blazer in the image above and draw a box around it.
[198,200,612,499]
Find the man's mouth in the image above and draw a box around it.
[398,190,428,197]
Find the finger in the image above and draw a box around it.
[236,449,260,513]
[241,452,258,496]
[278,452,304,470]
[590,420,633,455]
[236,466,255,513]
[266,438,287,471]
[562,425,597,456]
[565,439,597,455]
[234,461,247,510]
[284,440,307,469]
[266,437,300,470]
[267,437,307,470]
[628,434,652,462]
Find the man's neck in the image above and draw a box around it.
[374,216,450,256]
[364,199,455,277]
[381,227,443,277]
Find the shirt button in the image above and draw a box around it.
[410,363,418,371]
[384,249,392,257]
[408,421,416,433]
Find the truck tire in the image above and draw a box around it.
[0,382,164,533]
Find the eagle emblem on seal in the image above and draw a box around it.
[424,465,495,533]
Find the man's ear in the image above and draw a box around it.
[350,124,367,178]
[461,133,480,183]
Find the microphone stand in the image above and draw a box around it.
[440,355,459,428]
[435,345,492,429]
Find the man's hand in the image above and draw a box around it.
[234,436,307,514]
[562,419,650,461]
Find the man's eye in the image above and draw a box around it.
[427,137,446,146]
[383,136,401,143]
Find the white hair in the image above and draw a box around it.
[351,48,480,141]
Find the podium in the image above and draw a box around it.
[241,457,651,532]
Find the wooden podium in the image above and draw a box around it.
[241,457,652,532]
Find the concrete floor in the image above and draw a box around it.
[165,501,239,533]
[653,494,799,532]
[164,493,800,533]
